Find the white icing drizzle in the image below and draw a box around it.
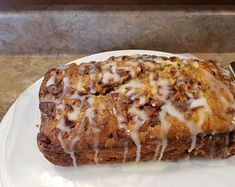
[57,118,70,133]
[158,104,170,161]
[69,151,78,167]
[186,92,194,98]
[76,77,84,91]
[139,96,147,105]
[157,79,171,101]
[122,142,129,163]
[153,143,161,160]
[130,70,136,78]
[195,107,207,128]
[89,73,97,94]
[126,89,136,97]
[113,106,126,129]
[158,139,167,161]
[158,98,212,159]
[46,72,56,87]
[129,106,148,127]
[129,131,141,162]
[62,76,70,97]
[119,60,140,78]
[85,96,101,164]
[68,136,80,166]
[112,65,121,82]
[55,103,70,133]
[86,108,95,123]
[90,84,96,94]
[102,61,120,84]
[67,106,80,121]
[57,94,100,165]
[86,97,95,122]
[143,61,156,69]
[125,60,139,67]
[56,106,81,166]
[188,96,212,152]
[182,59,190,64]
[57,103,65,110]
[117,66,136,78]
[129,104,148,162]
[188,137,197,153]
[203,69,234,109]
[55,74,82,166]
[190,97,212,113]
[117,79,144,94]
[211,131,216,135]
[147,68,213,157]
[215,62,230,77]
[93,147,99,164]
[154,58,173,65]
[149,74,170,101]
[67,96,85,121]
[102,71,115,85]
[58,132,78,166]
[63,97,87,166]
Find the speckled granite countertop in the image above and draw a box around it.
[0,53,235,121]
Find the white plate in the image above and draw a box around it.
[1,50,235,187]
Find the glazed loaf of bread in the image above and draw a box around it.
[37,55,235,166]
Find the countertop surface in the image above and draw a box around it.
[0,53,235,121]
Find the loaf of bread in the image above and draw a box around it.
[37,55,235,166]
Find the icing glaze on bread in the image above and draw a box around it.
[37,55,235,166]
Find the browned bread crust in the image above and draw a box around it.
[37,55,235,166]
